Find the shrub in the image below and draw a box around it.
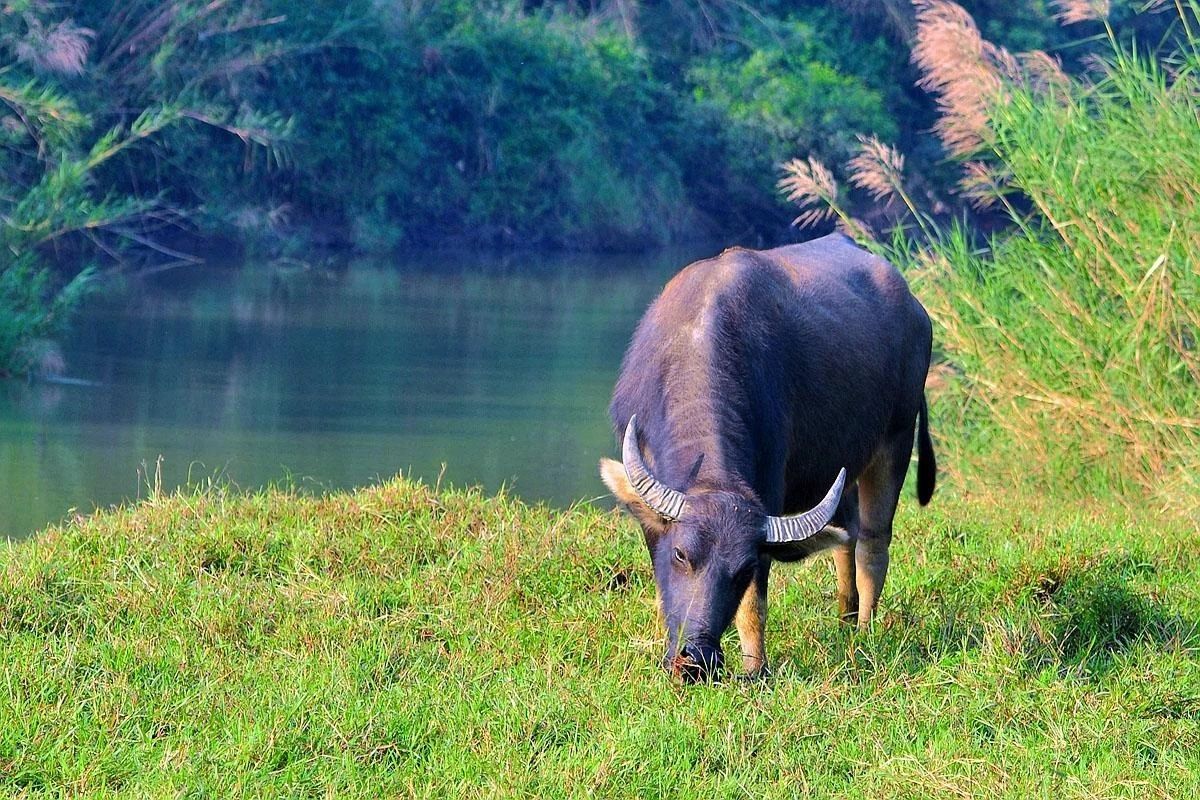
[0,1,289,374]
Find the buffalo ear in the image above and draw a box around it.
[600,458,670,542]
[761,525,849,560]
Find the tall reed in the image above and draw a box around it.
[782,0,1200,516]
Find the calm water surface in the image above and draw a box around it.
[0,249,705,538]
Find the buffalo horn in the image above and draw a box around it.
[763,468,847,543]
[621,414,688,521]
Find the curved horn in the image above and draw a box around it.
[621,414,688,521]
[763,468,847,543]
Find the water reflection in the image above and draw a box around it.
[0,248,707,538]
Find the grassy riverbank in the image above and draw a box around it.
[2,477,1197,797]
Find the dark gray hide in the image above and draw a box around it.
[601,233,935,682]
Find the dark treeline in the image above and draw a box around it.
[0,0,1172,373]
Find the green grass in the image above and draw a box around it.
[2,477,1197,797]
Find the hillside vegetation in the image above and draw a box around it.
[2,479,1198,797]
[0,0,1159,375]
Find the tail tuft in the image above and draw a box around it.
[916,395,936,505]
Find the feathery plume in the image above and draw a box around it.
[847,135,906,204]
[1020,50,1070,92]
[911,0,1014,157]
[1050,0,1111,25]
[778,156,839,228]
[836,216,876,244]
[13,16,94,76]
[957,161,1010,210]
[990,45,1024,84]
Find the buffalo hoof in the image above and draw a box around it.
[737,666,771,683]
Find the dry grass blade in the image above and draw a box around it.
[837,216,876,243]
[778,156,837,203]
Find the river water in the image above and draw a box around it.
[0,248,707,538]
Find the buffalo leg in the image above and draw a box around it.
[833,538,859,624]
[734,558,771,675]
[854,431,913,628]
[830,486,860,623]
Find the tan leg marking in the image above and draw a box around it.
[735,573,769,675]
[854,534,891,629]
[833,539,859,624]
[854,439,908,629]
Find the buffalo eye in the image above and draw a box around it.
[672,547,688,567]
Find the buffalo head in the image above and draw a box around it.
[601,415,846,682]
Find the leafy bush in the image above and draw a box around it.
[0,1,288,375]
[689,18,897,165]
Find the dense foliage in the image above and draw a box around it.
[2,9,1198,791]
[1,0,1136,375]
[0,0,290,375]
[2,3,1112,252]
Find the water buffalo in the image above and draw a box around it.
[600,233,935,681]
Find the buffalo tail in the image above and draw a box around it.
[916,395,936,506]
